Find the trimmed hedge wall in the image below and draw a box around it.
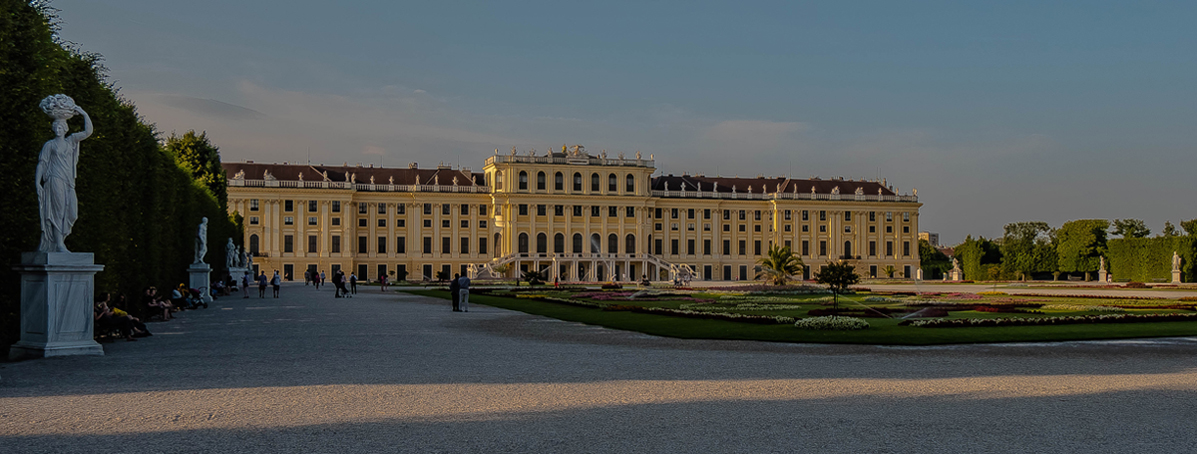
[1106,237,1196,283]
[1,2,237,352]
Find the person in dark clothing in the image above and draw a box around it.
[257,271,268,298]
[450,273,461,311]
[349,273,358,294]
[95,296,135,342]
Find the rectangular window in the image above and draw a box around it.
[537,204,546,216]
[479,205,487,216]
[309,200,318,212]
[423,219,431,228]
[723,210,730,220]
[441,219,450,228]
[754,210,761,221]
[461,220,469,228]
[377,219,386,227]
[687,209,695,219]
[887,241,894,256]
[819,211,826,221]
[377,237,387,254]
[754,225,761,232]
[704,223,711,231]
[555,205,565,216]
[869,211,876,222]
[461,204,469,216]
[284,216,294,226]
[331,235,341,253]
[802,210,809,221]
[687,239,695,255]
[377,203,386,215]
[802,225,809,232]
[723,240,731,256]
[886,212,893,222]
[869,241,876,256]
[627,206,635,218]
[423,237,432,254]
[396,204,405,215]
[887,226,893,233]
[442,237,451,254]
[332,201,341,213]
[358,236,367,254]
[654,238,662,255]
[573,206,583,217]
[801,240,809,256]
[903,212,911,222]
[591,206,600,217]
[250,199,259,211]
[519,204,528,216]
[704,209,711,219]
[819,240,827,256]
[703,239,711,255]
[307,235,317,253]
[461,237,470,254]
[903,241,911,257]
[904,226,910,234]
[655,208,663,219]
[754,240,761,256]
[671,223,679,231]
[671,239,679,255]
[284,200,294,212]
[423,203,432,215]
[785,240,791,249]
[479,237,488,255]
[738,210,746,220]
[784,210,791,221]
[359,218,367,227]
[479,221,487,229]
[845,211,851,221]
[738,240,746,255]
[869,225,876,233]
[819,225,827,233]
[671,208,679,219]
[442,204,450,216]
[609,206,618,217]
[655,223,663,231]
[396,236,406,254]
[332,217,341,226]
[250,216,259,225]
[784,225,791,232]
[739,225,746,232]
[361,203,369,214]
[688,223,695,231]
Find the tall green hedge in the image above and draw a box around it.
[1106,237,1196,283]
[1,1,236,352]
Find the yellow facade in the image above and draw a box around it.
[225,150,921,282]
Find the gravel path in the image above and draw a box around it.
[2,283,1197,453]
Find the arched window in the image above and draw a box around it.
[554,233,565,253]
[249,234,260,255]
[572,233,583,253]
[590,233,601,253]
[608,233,618,254]
[591,173,600,191]
[625,234,636,254]
[518,233,529,253]
[554,172,564,191]
[494,233,502,257]
[495,171,504,190]
[536,171,546,190]
[536,233,547,254]
[518,171,528,190]
[626,174,635,193]
[573,173,582,191]
[844,241,852,258]
[608,174,617,192]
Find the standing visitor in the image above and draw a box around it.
[379,274,388,292]
[349,272,358,294]
[242,272,251,298]
[319,270,326,290]
[257,271,268,298]
[271,270,281,298]
[304,270,311,286]
[450,273,461,312]
[458,274,470,312]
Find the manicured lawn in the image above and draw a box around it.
[405,289,1197,345]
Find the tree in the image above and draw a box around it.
[1112,219,1151,238]
[1162,221,1179,237]
[1000,221,1056,280]
[1055,220,1109,276]
[755,244,804,285]
[815,261,859,309]
[883,265,896,278]
[165,131,227,209]
[1182,220,1197,236]
[954,236,1002,281]
[919,239,950,279]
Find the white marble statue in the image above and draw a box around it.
[238,246,247,268]
[225,238,236,269]
[1173,251,1181,272]
[951,257,961,272]
[35,95,93,253]
[1099,256,1106,272]
[194,217,208,264]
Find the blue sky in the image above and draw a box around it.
[52,0,1197,244]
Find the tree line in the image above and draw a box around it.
[924,219,1197,282]
[1,1,238,351]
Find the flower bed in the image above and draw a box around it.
[680,302,806,311]
[904,312,1197,328]
[1040,304,1124,312]
[794,316,869,330]
[605,305,796,324]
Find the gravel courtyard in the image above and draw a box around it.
[3,283,1197,453]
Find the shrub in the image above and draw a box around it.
[1124,282,1149,289]
[909,312,1197,328]
[794,316,869,330]
[1041,304,1124,312]
[977,291,1007,296]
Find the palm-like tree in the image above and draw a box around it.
[756,244,805,285]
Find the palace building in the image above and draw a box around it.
[223,146,921,283]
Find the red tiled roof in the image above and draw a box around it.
[222,162,484,186]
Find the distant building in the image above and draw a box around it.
[223,147,922,282]
[919,231,939,247]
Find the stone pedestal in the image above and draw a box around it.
[9,252,105,360]
[228,267,249,286]
[1099,269,1108,284]
[950,269,962,281]
[1172,270,1182,284]
[189,263,214,303]
[915,268,923,281]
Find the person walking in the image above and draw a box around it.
[257,271,268,298]
[349,273,358,295]
[242,271,251,298]
[379,274,388,292]
[271,270,281,298]
[319,270,326,290]
[458,274,471,312]
[304,270,311,286]
[333,270,345,298]
[449,273,461,312]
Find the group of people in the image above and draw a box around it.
[448,273,471,312]
[94,292,152,341]
[240,270,282,298]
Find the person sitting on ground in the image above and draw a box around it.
[110,293,151,337]
[143,286,171,321]
[94,294,136,342]
[170,284,187,309]
[213,279,225,298]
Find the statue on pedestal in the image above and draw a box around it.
[35,95,93,253]
[194,217,208,264]
[225,238,236,269]
[1173,251,1181,272]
